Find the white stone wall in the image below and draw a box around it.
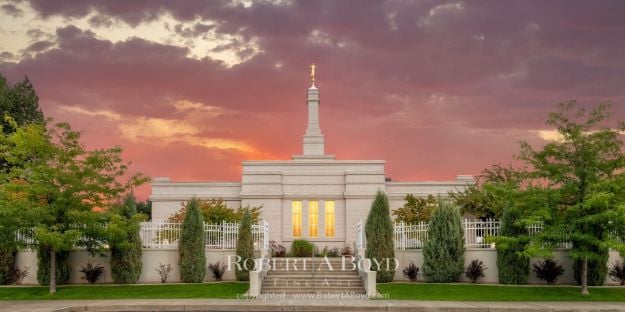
[394,249,623,285]
[15,249,240,285]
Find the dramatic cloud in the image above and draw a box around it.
[1,0,625,199]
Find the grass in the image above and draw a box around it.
[377,283,625,301]
[0,282,248,300]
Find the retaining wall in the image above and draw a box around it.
[394,249,623,285]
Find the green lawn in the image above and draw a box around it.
[0,282,248,300]
[377,283,625,301]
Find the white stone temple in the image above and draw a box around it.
[150,66,474,248]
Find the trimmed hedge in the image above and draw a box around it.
[496,206,529,284]
[422,200,464,283]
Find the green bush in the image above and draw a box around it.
[365,191,396,283]
[574,248,609,286]
[235,209,254,281]
[109,194,143,284]
[179,197,206,283]
[0,245,16,284]
[496,206,529,284]
[422,200,464,283]
[36,247,70,286]
[291,239,314,257]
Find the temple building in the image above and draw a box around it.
[150,66,474,248]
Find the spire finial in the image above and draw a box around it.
[310,63,316,83]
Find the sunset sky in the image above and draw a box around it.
[1,0,625,199]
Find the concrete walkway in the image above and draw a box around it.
[1,299,625,312]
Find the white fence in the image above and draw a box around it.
[140,220,269,250]
[394,219,548,250]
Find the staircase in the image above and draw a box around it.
[260,257,365,297]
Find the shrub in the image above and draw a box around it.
[0,245,16,285]
[36,247,71,286]
[403,261,419,282]
[422,200,464,283]
[341,244,353,256]
[608,261,625,286]
[533,259,564,285]
[574,248,609,286]
[365,191,396,283]
[208,262,227,281]
[80,262,105,284]
[291,239,314,257]
[496,206,529,284]
[109,194,143,284]
[179,197,207,283]
[235,209,254,281]
[13,266,30,285]
[155,263,173,283]
[270,241,286,258]
[465,259,487,283]
[328,247,340,257]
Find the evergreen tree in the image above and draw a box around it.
[235,209,254,281]
[179,197,206,283]
[422,200,464,282]
[0,75,44,135]
[108,193,144,284]
[365,191,395,283]
[36,247,70,286]
[574,246,609,286]
[496,206,529,284]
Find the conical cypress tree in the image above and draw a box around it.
[496,206,530,284]
[365,191,395,283]
[36,247,70,286]
[235,209,254,281]
[179,197,206,283]
[109,194,143,284]
[422,200,464,282]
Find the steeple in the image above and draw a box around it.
[293,64,334,160]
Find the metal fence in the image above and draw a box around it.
[393,219,546,250]
[140,219,268,250]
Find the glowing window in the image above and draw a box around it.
[325,201,335,238]
[309,201,319,238]
[292,201,302,238]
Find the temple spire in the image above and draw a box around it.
[303,64,324,155]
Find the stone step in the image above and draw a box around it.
[262,286,366,291]
[263,274,361,279]
[262,282,364,288]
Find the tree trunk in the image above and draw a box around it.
[580,258,589,295]
[49,248,56,295]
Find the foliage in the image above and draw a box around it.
[608,261,625,286]
[449,165,524,219]
[36,247,70,286]
[403,261,419,282]
[269,241,286,258]
[208,262,227,281]
[496,206,530,284]
[422,200,464,283]
[316,246,340,257]
[13,266,30,285]
[136,200,152,219]
[79,262,105,284]
[155,263,173,283]
[392,194,437,223]
[235,209,253,281]
[179,198,206,283]
[365,191,396,283]
[533,259,565,285]
[108,193,144,284]
[0,74,44,135]
[465,259,487,283]
[341,244,353,256]
[291,239,314,257]
[0,121,145,293]
[168,198,261,224]
[0,246,16,285]
[517,102,625,295]
[574,248,608,286]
